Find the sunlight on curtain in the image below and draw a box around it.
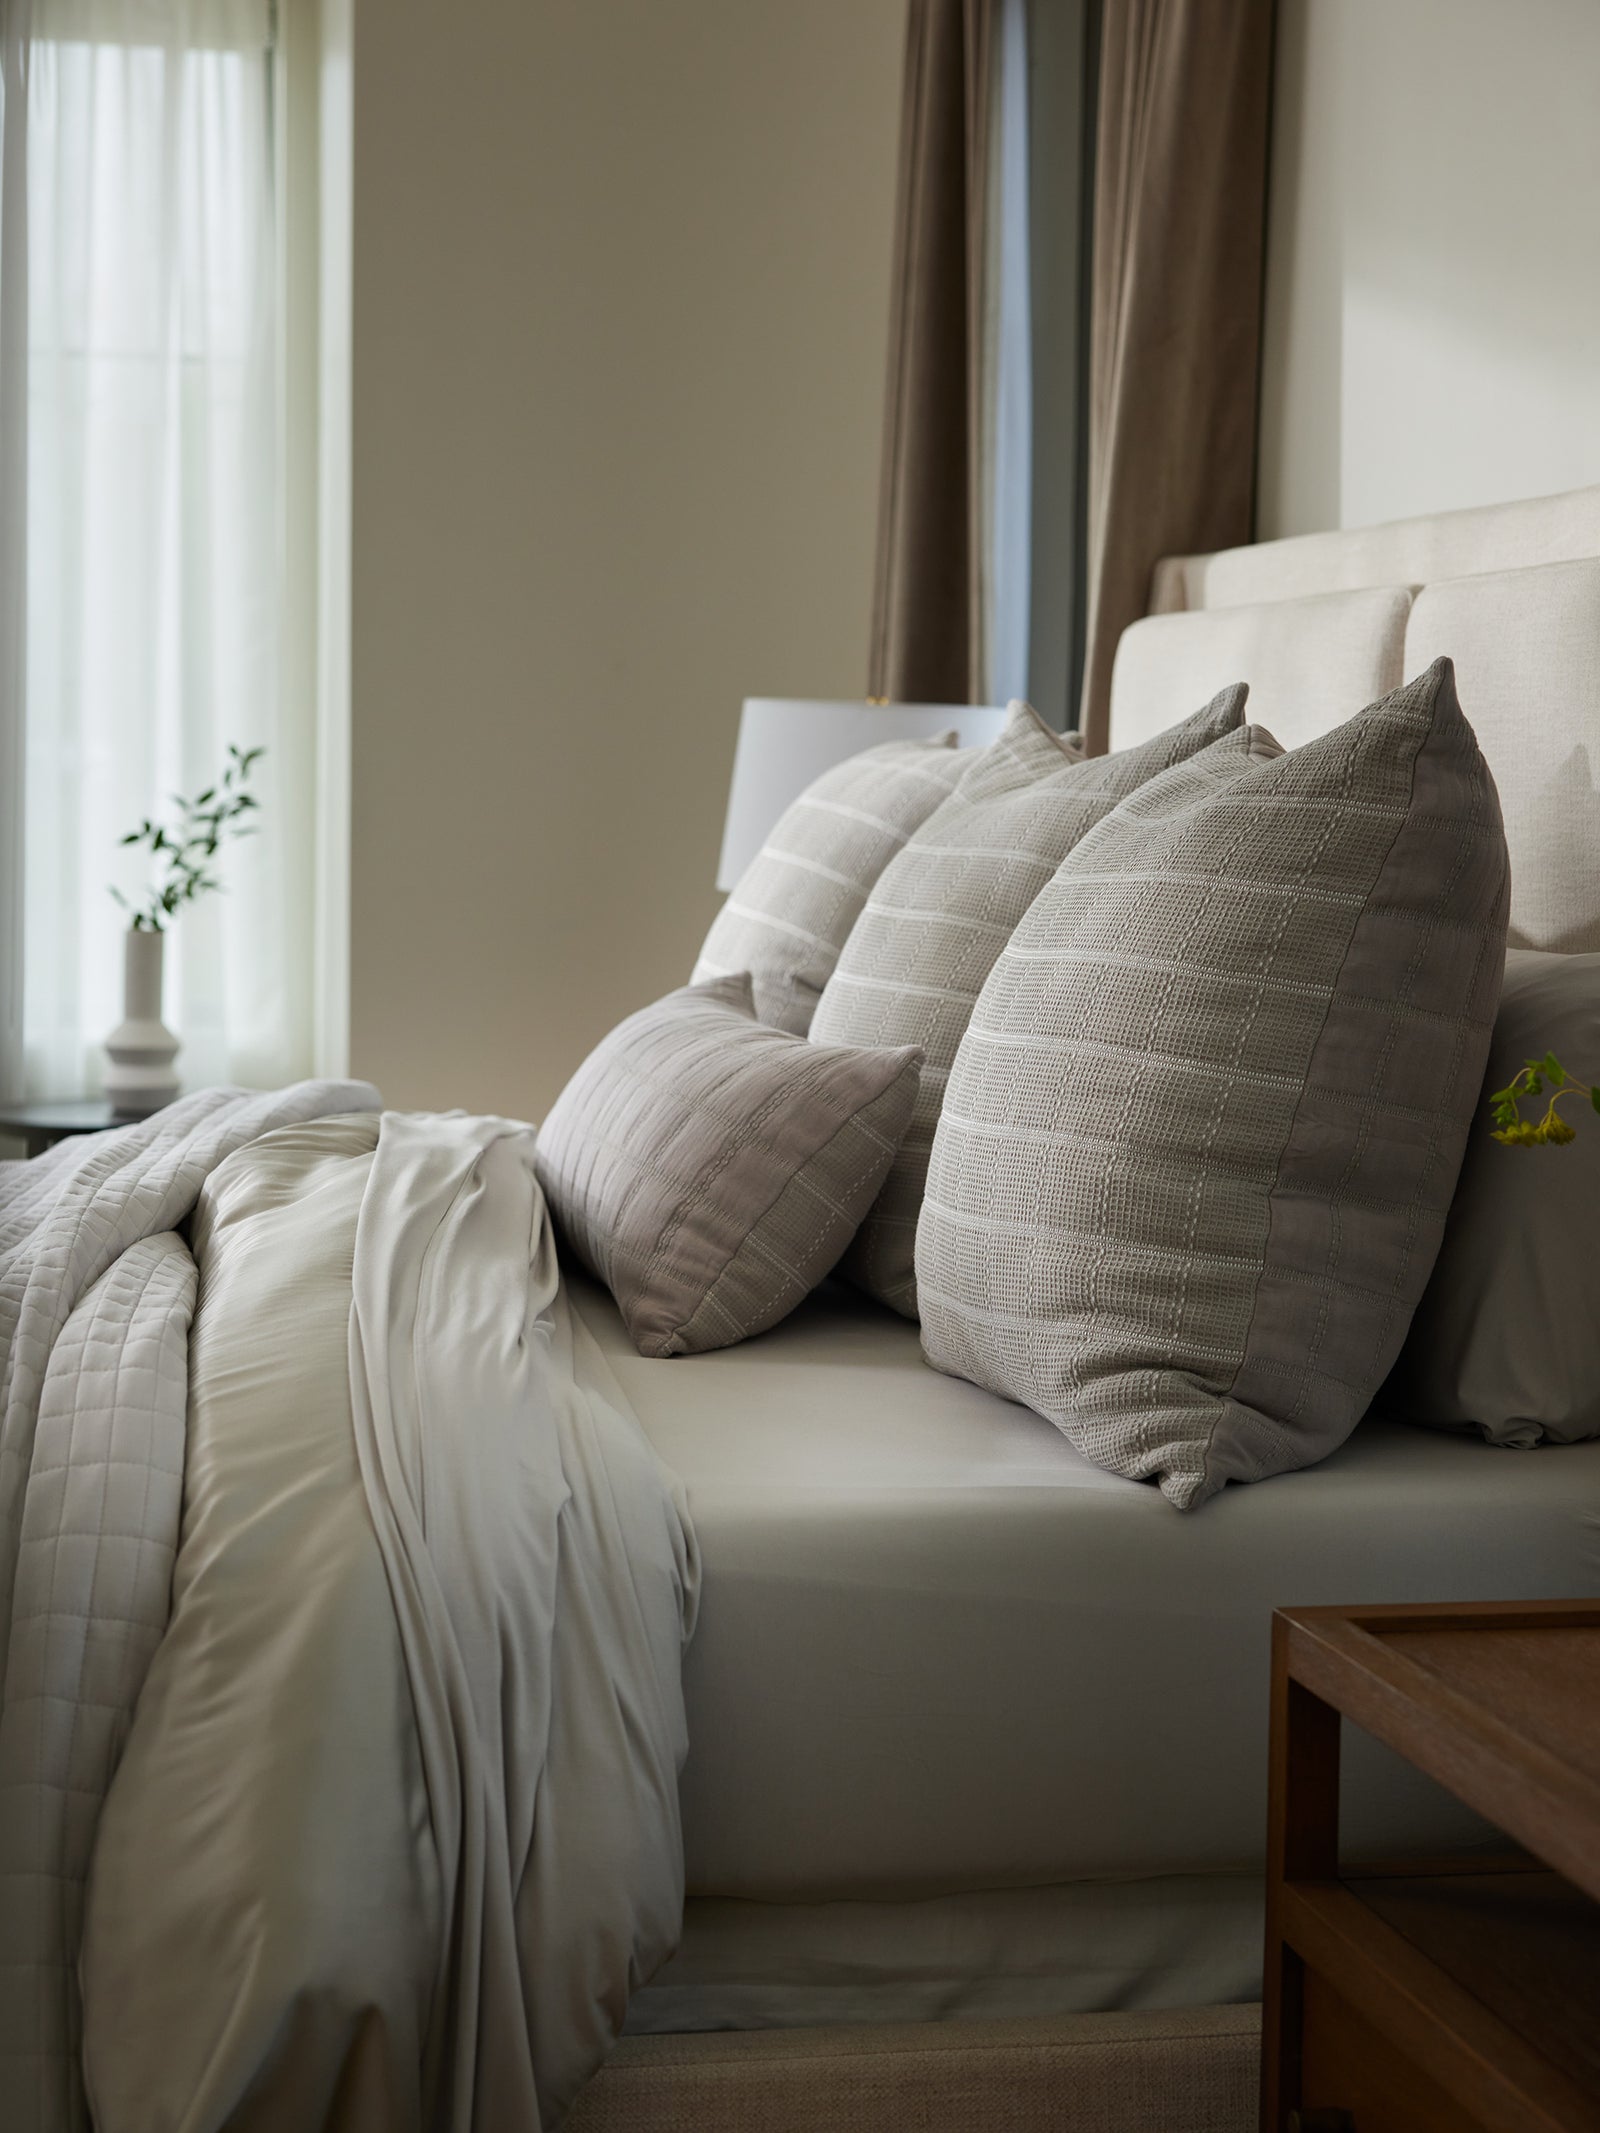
[23,0,310,1097]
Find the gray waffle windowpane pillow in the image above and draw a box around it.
[692,735,970,1035]
[918,658,1510,1508]
[536,973,921,1356]
[808,690,1248,1319]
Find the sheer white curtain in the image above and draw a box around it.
[19,0,311,1098]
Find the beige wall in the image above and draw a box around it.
[349,0,906,1115]
[1260,0,1600,539]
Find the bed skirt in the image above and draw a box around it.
[567,2005,1261,2133]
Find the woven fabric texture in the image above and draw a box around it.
[537,976,920,1357]
[692,737,968,1035]
[810,691,1248,1318]
[919,658,1510,1507]
[567,2006,1259,2133]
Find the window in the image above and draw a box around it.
[4,0,314,1099]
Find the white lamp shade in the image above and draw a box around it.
[715,699,1011,891]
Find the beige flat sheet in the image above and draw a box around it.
[569,1271,1600,1900]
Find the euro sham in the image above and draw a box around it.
[692,734,967,1035]
[918,658,1510,1508]
[810,690,1248,1318]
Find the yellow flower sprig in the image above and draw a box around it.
[1489,1053,1598,1147]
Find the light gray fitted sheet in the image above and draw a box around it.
[568,1272,1600,1902]
[625,1877,1265,2034]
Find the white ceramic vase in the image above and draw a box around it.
[104,926,180,1118]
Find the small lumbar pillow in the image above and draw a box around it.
[536,973,921,1357]
[1382,948,1600,1447]
[918,658,1510,1509]
[809,689,1248,1319]
[693,735,969,1035]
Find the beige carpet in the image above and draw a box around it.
[566,2005,1261,2131]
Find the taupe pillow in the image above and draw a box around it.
[918,658,1510,1509]
[1383,948,1600,1446]
[809,690,1248,1319]
[536,974,921,1357]
[692,736,969,1035]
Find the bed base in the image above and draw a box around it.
[567,2004,1260,2131]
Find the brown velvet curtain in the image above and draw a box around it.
[869,0,995,706]
[1077,0,1275,752]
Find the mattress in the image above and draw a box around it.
[567,1272,1600,1901]
[625,1877,1264,2034]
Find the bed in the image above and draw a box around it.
[571,1271,1599,2036]
[580,478,1600,2123]
[3,483,1598,2133]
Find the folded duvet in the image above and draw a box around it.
[0,1095,698,2133]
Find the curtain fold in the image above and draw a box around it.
[0,2,29,1102]
[18,0,309,1098]
[1077,0,1275,753]
[869,0,995,707]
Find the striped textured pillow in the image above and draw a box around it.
[692,736,969,1036]
[536,974,921,1357]
[809,691,1248,1319]
[918,659,1510,1507]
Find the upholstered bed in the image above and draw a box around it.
[3,484,1598,2133]
[580,480,1600,2122]
[576,1269,1597,2025]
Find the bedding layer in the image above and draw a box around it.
[0,1083,379,2133]
[0,1098,697,2133]
[568,1271,1600,1900]
[626,1877,1263,2034]
[80,1111,699,2132]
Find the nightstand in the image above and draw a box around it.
[0,1099,125,1159]
[1262,1598,1600,2133]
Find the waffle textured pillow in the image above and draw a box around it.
[809,690,1249,1318]
[918,658,1510,1508]
[692,736,969,1035]
[536,973,921,1357]
[1382,948,1600,1446]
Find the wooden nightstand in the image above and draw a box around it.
[1262,1599,1600,2133]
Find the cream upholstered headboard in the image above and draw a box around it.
[1107,482,1600,956]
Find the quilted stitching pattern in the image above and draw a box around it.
[0,1080,380,2133]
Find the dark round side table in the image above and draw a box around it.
[0,1100,125,1160]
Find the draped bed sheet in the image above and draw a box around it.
[0,1096,698,2133]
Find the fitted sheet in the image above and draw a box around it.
[625,1878,1263,2035]
[567,1274,1600,1901]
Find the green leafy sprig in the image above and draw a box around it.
[111,744,265,932]
[1489,1052,1599,1147]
